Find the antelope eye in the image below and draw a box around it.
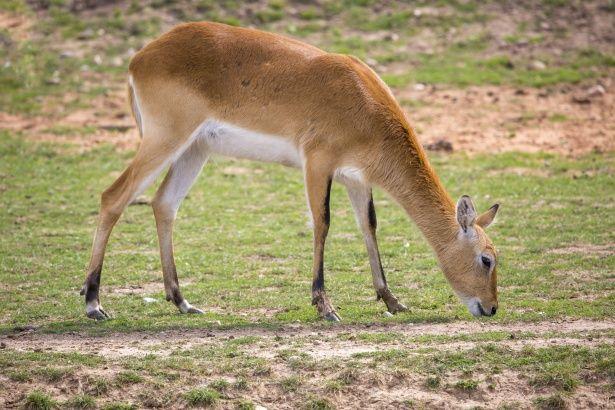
[481,256,492,268]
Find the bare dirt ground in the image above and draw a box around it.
[2,319,613,409]
[1,80,613,156]
[4,319,613,359]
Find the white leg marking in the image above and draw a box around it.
[345,183,387,290]
[154,138,209,217]
[178,300,195,314]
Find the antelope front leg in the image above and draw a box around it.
[346,184,407,314]
[305,159,340,322]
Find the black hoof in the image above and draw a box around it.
[324,311,341,322]
[388,303,408,314]
[86,308,110,321]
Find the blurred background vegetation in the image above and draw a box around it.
[1,0,613,115]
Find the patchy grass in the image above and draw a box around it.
[454,378,479,391]
[304,396,334,410]
[382,50,613,88]
[1,1,613,116]
[24,390,56,410]
[67,394,96,409]
[534,393,568,410]
[185,388,220,407]
[280,375,302,392]
[115,371,144,385]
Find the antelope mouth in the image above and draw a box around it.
[460,296,494,318]
[477,302,489,317]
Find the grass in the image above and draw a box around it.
[0,134,613,333]
[382,50,613,88]
[236,400,256,410]
[68,394,96,409]
[2,0,613,117]
[185,388,220,407]
[455,379,479,391]
[425,375,441,389]
[24,390,56,410]
[0,130,612,406]
[304,396,334,410]
[534,393,567,410]
[353,343,615,392]
[280,376,302,392]
[115,371,144,385]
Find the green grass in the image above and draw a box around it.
[24,390,56,410]
[102,403,136,410]
[0,134,613,333]
[236,400,256,410]
[353,343,615,393]
[1,1,614,407]
[0,130,612,406]
[280,376,302,392]
[115,371,144,384]
[67,394,96,409]
[382,50,613,88]
[425,375,441,389]
[304,396,334,410]
[455,379,479,391]
[185,388,220,407]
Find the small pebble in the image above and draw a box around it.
[383,311,394,318]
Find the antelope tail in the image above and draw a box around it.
[127,75,143,139]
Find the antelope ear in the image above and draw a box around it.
[476,203,499,228]
[456,195,477,233]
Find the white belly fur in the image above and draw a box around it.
[197,119,302,168]
[194,119,366,185]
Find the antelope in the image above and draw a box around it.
[81,22,500,321]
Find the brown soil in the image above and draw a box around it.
[549,244,615,256]
[3,319,613,358]
[401,82,614,156]
[2,81,613,156]
[2,319,613,409]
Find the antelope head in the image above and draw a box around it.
[442,196,500,318]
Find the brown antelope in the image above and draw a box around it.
[81,22,500,321]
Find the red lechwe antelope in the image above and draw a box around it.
[81,22,500,321]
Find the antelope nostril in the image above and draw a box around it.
[491,306,497,315]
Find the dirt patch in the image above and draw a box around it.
[2,319,613,409]
[3,319,613,359]
[3,81,612,156]
[0,11,31,41]
[0,90,140,153]
[400,83,614,156]
[108,281,164,295]
[549,244,615,256]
